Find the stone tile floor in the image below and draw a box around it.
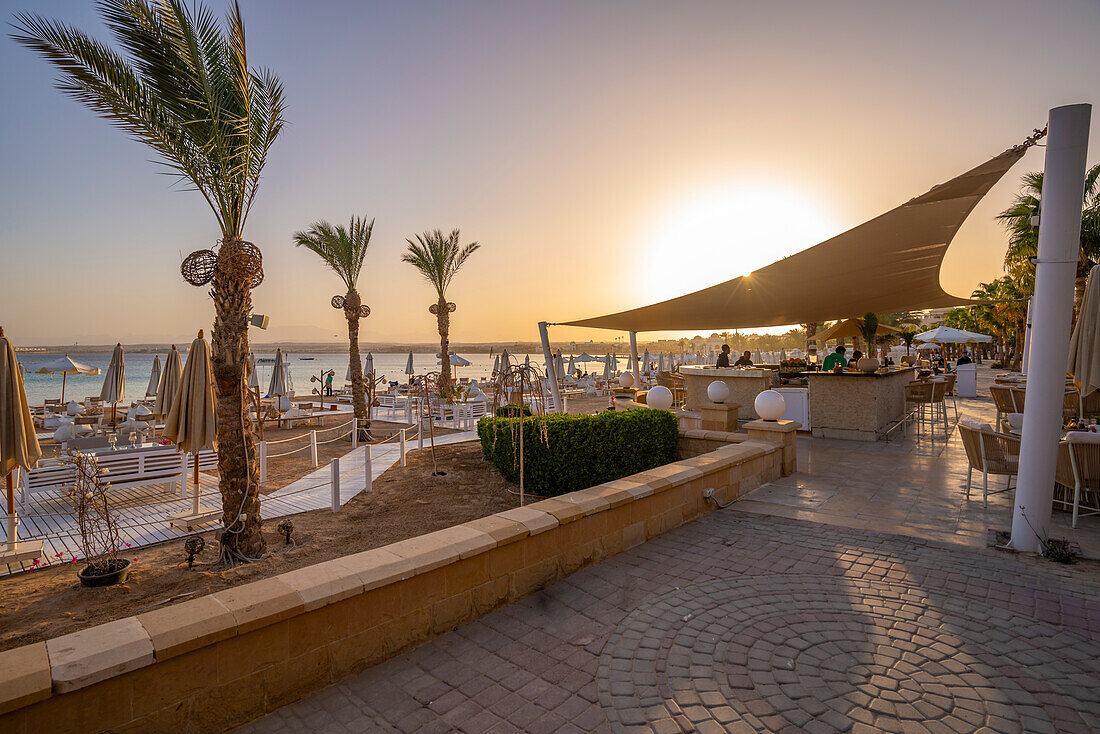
[739,366,1100,558]
[238,511,1100,733]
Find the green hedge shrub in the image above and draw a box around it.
[477,409,678,496]
[495,404,532,417]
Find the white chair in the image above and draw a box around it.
[1060,432,1100,528]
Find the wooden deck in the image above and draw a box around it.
[1,430,478,576]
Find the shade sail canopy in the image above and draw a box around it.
[915,325,993,344]
[563,138,1035,332]
[813,319,903,344]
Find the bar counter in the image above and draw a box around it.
[804,367,914,441]
[679,366,776,419]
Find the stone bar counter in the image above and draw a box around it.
[805,367,915,441]
[679,366,776,420]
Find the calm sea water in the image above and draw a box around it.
[18,350,550,406]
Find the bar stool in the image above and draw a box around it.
[930,378,950,436]
[904,381,935,439]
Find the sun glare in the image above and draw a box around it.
[634,184,840,304]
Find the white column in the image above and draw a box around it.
[400,428,407,467]
[364,445,373,493]
[180,453,189,499]
[538,321,563,413]
[1022,298,1033,374]
[310,430,318,468]
[331,458,340,512]
[352,419,358,449]
[259,441,267,486]
[629,331,640,389]
[1011,103,1092,552]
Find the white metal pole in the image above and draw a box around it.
[365,445,373,493]
[1022,298,1033,374]
[400,428,406,467]
[538,321,563,413]
[418,419,424,450]
[310,430,318,468]
[259,441,267,486]
[1011,103,1092,553]
[331,458,340,512]
[180,453,189,499]
[352,419,358,449]
[629,331,640,390]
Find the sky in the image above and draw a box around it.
[1,0,1099,347]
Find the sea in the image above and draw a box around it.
[18,350,550,407]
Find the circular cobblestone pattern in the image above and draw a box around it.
[598,575,1099,733]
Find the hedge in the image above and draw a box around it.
[477,409,678,496]
[495,404,532,417]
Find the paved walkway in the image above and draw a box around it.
[238,510,1100,733]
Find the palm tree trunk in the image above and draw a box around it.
[437,294,451,387]
[344,289,368,426]
[210,261,265,560]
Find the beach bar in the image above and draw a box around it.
[805,366,914,441]
[679,365,774,419]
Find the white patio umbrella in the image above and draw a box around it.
[163,331,217,519]
[437,353,471,366]
[155,345,183,417]
[575,353,598,363]
[100,343,126,427]
[914,325,993,345]
[1069,263,1100,399]
[146,354,161,398]
[1,326,42,560]
[404,352,415,377]
[268,348,288,399]
[30,354,99,403]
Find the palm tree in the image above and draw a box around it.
[998,165,1100,317]
[294,217,374,427]
[402,230,480,389]
[13,1,285,560]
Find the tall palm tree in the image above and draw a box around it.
[402,230,480,388]
[998,165,1100,317]
[13,1,285,560]
[294,217,374,426]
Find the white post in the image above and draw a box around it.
[179,453,189,499]
[400,428,407,467]
[1022,298,1033,374]
[310,430,318,468]
[629,331,640,390]
[538,321,563,413]
[418,419,424,450]
[5,512,16,551]
[259,440,267,486]
[365,445,373,493]
[352,419,358,449]
[331,457,340,512]
[1011,103,1092,553]
[405,399,412,424]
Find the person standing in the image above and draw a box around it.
[822,346,846,371]
[716,344,731,368]
[324,370,334,396]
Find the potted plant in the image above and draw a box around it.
[70,452,131,587]
[900,329,917,365]
[856,312,881,372]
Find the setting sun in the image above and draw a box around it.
[634,183,841,307]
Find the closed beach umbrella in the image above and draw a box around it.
[1,327,41,544]
[100,342,125,426]
[567,355,575,375]
[555,350,565,380]
[31,354,99,403]
[524,354,531,368]
[1069,263,1100,400]
[492,354,500,376]
[163,331,216,509]
[603,355,612,380]
[247,352,259,390]
[268,348,288,397]
[642,350,651,373]
[365,352,374,377]
[404,352,415,376]
[155,345,182,417]
[501,350,511,370]
[146,355,161,398]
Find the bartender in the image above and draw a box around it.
[716,344,731,367]
[734,350,754,367]
[822,346,846,371]
[847,350,863,369]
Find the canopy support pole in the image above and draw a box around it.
[1011,103,1091,553]
[629,332,640,390]
[538,322,563,413]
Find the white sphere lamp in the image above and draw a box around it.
[707,380,730,404]
[647,385,674,411]
[66,400,82,417]
[754,389,786,422]
[618,372,634,388]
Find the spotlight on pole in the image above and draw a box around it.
[250,314,269,329]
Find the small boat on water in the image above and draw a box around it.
[257,358,275,364]
[299,356,314,360]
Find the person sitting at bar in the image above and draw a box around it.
[821,346,846,371]
[847,350,863,368]
[734,350,754,367]
[716,344,731,368]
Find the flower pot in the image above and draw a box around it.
[857,357,880,373]
[77,558,131,588]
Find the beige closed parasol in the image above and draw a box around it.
[1069,264,1100,401]
[0,326,44,563]
[164,331,218,528]
[155,344,183,417]
[100,342,126,427]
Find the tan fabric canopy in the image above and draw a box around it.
[563,138,1034,332]
[164,332,217,455]
[812,319,902,344]
[0,327,40,480]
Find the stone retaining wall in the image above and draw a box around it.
[0,421,798,734]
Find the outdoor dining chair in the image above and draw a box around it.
[989,386,1018,426]
[959,420,1020,507]
[1059,431,1100,528]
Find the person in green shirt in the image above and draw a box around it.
[821,346,847,372]
[324,370,334,396]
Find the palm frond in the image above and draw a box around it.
[401,229,480,297]
[10,0,285,238]
[293,216,374,291]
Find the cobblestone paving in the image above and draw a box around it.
[238,512,1100,734]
